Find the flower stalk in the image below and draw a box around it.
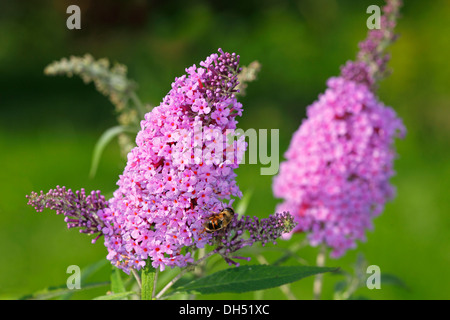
[313,244,326,300]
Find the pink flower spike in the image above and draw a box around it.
[103,49,245,272]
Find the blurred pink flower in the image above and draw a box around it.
[273,77,405,257]
[273,0,405,258]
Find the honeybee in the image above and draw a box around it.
[202,207,235,233]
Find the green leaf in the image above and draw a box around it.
[381,273,410,290]
[235,189,253,216]
[175,265,338,295]
[60,259,108,300]
[80,259,109,282]
[110,267,126,294]
[93,291,135,300]
[333,279,348,293]
[19,282,109,300]
[20,259,109,300]
[89,125,137,178]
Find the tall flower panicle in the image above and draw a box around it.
[27,49,294,274]
[101,49,247,272]
[26,186,109,243]
[341,0,402,89]
[273,0,405,258]
[27,49,300,274]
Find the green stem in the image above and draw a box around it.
[141,261,157,300]
[313,244,326,300]
[155,250,216,300]
[129,91,147,120]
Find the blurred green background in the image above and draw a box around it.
[1,0,449,299]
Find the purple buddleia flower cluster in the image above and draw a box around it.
[211,211,296,266]
[27,49,295,274]
[101,49,247,272]
[273,0,405,258]
[26,186,108,243]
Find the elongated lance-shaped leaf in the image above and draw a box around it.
[173,265,338,295]
[381,273,410,290]
[60,259,109,300]
[235,189,253,217]
[89,125,138,178]
[110,267,127,294]
[19,282,110,300]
